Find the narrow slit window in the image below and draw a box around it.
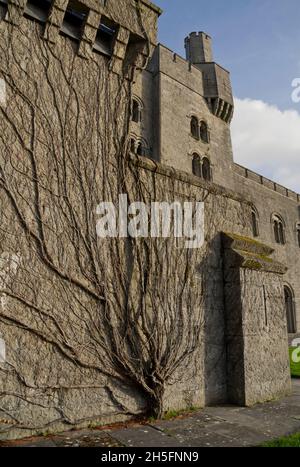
[61,0,89,41]
[24,0,52,23]
[284,286,296,334]
[251,209,259,238]
[263,285,268,327]
[93,17,117,57]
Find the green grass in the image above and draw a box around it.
[148,406,199,423]
[262,433,300,447]
[289,348,300,377]
[162,406,199,421]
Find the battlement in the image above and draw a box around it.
[151,44,205,96]
[0,0,160,73]
[235,163,300,202]
[152,42,233,123]
[185,31,213,63]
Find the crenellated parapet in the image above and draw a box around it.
[0,0,161,75]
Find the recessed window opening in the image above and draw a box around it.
[0,0,8,22]
[24,0,52,23]
[61,0,89,41]
[94,16,117,56]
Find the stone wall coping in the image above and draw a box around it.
[222,232,288,275]
[138,0,163,16]
[234,163,300,202]
[129,153,252,205]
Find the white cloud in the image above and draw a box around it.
[231,98,300,193]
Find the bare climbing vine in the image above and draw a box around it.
[0,3,250,436]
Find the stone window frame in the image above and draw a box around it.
[190,115,200,140]
[93,15,118,57]
[131,96,143,124]
[251,206,260,238]
[24,0,53,23]
[192,152,201,178]
[296,222,300,248]
[272,213,286,245]
[202,156,212,181]
[284,284,297,334]
[189,114,210,144]
[129,135,150,158]
[191,152,212,181]
[60,0,89,42]
[199,120,210,144]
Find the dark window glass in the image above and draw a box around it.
[136,142,143,156]
[252,210,259,237]
[200,121,209,143]
[94,17,117,56]
[297,225,300,248]
[202,157,211,181]
[284,286,296,334]
[191,117,199,139]
[24,0,52,23]
[192,154,201,178]
[0,0,8,22]
[61,0,89,41]
[273,216,285,245]
[132,99,141,123]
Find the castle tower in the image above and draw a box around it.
[185,31,234,123]
[185,32,213,64]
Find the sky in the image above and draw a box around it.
[154,0,300,192]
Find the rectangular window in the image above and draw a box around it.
[24,0,52,23]
[0,0,8,23]
[61,0,89,41]
[93,17,117,56]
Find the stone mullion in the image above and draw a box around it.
[110,25,130,75]
[78,10,101,59]
[44,0,69,44]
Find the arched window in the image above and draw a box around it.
[191,116,199,140]
[251,208,259,238]
[284,285,296,334]
[132,99,142,123]
[273,214,285,245]
[297,223,300,248]
[200,121,209,143]
[202,157,211,181]
[192,154,201,178]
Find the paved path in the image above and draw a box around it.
[1,379,300,448]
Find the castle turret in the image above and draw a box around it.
[185,32,234,123]
[185,32,213,64]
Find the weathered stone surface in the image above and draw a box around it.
[0,0,296,441]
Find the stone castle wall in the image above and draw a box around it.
[0,0,295,440]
